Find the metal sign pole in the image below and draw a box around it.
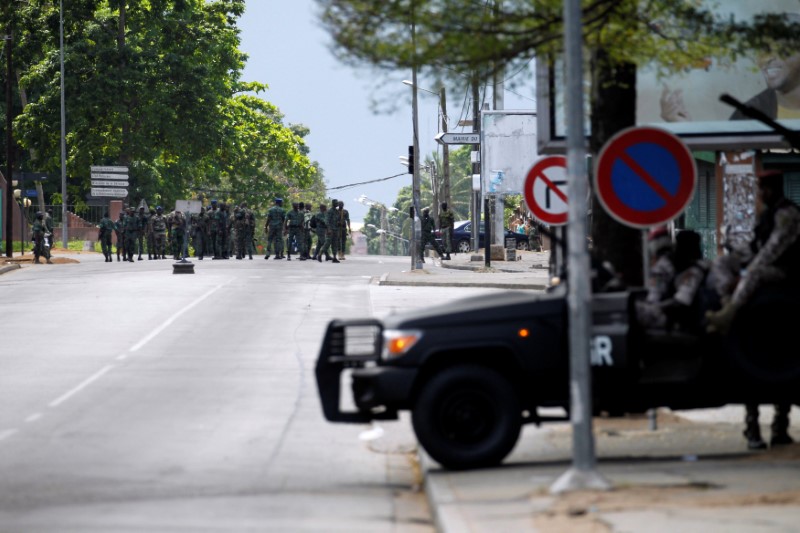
[550,0,610,494]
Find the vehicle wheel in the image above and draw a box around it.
[456,240,471,254]
[516,240,528,251]
[412,365,522,470]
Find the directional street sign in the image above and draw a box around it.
[435,132,481,145]
[91,180,130,187]
[90,172,128,181]
[12,172,48,181]
[90,165,128,174]
[91,187,129,198]
[523,156,568,226]
[595,126,696,229]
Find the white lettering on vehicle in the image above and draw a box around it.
[590,335,614,366]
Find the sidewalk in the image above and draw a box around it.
[377,250,553,290]
[373,251,800,532]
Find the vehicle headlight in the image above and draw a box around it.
[381,329,423,360]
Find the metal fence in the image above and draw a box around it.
[21,205,107,227]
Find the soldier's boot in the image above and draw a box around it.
[287,253,292,261]
[770,404,794,446]
[148,253,152,260]
[317,253,323,263]
[325,254,332,261]
[445,253,451,260]
[299,254,307,261]
[138,254,143,260]
[249,252,253,260]
[332,257,340,263]
[744,405,767,450]
[46,257,53,264]
[34,257,41,264]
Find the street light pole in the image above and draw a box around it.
[60,0,68,248]
[410,19,422,270]
[4,19,13,258]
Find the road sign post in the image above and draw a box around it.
[595,126,696,229]
[434,132,480,145]
[523,156,569,227]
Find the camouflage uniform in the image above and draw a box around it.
[123,209,139,262]
[208,203,220,257]
[244,204,256,259]
[215,204,229,259]
[439,204,455,256]
[303,204,314,259]
[32,215,52,264]
[285,204,305,260]
[98,214,115,261]
[136,207,148,260]
[421,209,445,259]
[314,205,332,261]
[146,208,156,259]
[265,201,286,259]
[338,202,350,259]
[151,209,168,259]
[327,201,341,260]
[170,210,187,260]
[234,207,248,259]
[191,207,207,260]
[114,212,126,261]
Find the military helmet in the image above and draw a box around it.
[156,206,163,213]
[275,198,283,204]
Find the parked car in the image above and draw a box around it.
[435,220,529,253]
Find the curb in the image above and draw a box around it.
[377,278,548,290]
[0,264,21,275]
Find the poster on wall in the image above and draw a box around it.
[538,0,800,152]
[481,110,538,196]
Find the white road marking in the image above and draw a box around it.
[25,413,42,423]
[48,365,115,408]
[0,429,18,442]
[116,353,128,361]
[129,282,229,352]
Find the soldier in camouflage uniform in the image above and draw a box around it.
[136,206,148,261]
[420,208,445,261]
[216,202,230,259]
[146,207,156,259]
[314,203,333,262]
[207,200,220,258]
[190,206,206,260]
[242,202,256,259]
[285,202,305,261]
[439,202,454,260]
[337,201,350,260]
[114,210,126,261]
[234,205,248,259]
[123,207,139,262]
[170,209,187,260]
[31,212,52,264]
[151,206,168,259]
[705,170,800,451]
[265,198,286,259]
[98,211,115,262]
[327,199,341,262]
[303,202,314,259]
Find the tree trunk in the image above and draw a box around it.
[589,50,643,287]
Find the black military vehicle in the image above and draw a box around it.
[315,282,800,470]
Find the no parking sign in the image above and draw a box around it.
[595,127,696,229]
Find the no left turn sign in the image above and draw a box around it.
[523,156,568,226]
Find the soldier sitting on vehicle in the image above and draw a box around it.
[635,228,709,333]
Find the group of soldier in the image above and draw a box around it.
[95,197,353,264]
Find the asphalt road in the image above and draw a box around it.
[0,253,505,532]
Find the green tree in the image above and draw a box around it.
[316,0,799,284]
[3,0,318,216]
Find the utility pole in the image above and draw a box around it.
[60,0,68,247]
[470,76,481,253]
[440,86,450,209]
[380,207,387,256]
[410,9,422,270]
[4,20,13,258]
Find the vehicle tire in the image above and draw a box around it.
[456,240,471,254]
[412,365,522,470]
[516,240,529,251]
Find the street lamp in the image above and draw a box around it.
[13,189,30,255]
[357,195,388,256]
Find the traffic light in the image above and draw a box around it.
[407,145,414,174]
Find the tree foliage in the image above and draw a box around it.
[2,0,321,215]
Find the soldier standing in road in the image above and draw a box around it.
[303,202,314,259]
[170,209,187,260]
[421,208,445,261]
[31,211,52,264]
[123,207,139,262]
[314,203,332,262]
[241,201,255,260]
[136,206,148,261]
[190,207,206,260]
[215,202,229,259]
[44,208,54,247]
[114,210,126,261]
[265,198,286,260]
[439,202,454,260]
[327,199,341,262]
[338,200,350,260]
[151,206,168,259]
[146,207,156,259]
[285,202,305,261]
[208,200,220,258]
[234,205,248,259]
[98,212,115,262]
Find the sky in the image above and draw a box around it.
[237,1,534,222]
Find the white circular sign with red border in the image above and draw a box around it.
[523,156,568,226]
